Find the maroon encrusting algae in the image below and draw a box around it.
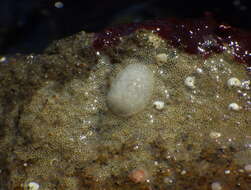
[93,17,251,66]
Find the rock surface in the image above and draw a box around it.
[0,18,250,190]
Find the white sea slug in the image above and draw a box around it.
[107,63,154,116]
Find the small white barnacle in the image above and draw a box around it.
[184,76,196,89]
[107,62,154,116]
[155,53,168,64]
[241,80,250,90]
[26,182,40,190]
[153,100,165,110]
[196,68,203,74]
[227,77,241,88]
[211,182,222,190]
[209,131,222,139]
[228,102,241,111]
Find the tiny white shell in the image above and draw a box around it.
[227,77,241,88]
[228,103,241,111]
[209,131,221,139]
[211,182,222,190]
[27,182,40,190]
[155,53,168,64]
[153,101,165,110]
[184,76,196,89]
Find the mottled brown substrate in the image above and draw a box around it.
[0,27,250,190]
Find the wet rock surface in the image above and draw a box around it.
[0,18,250,189]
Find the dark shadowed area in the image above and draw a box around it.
[0,0,250,54]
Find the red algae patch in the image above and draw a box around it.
[93,17,251,66]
